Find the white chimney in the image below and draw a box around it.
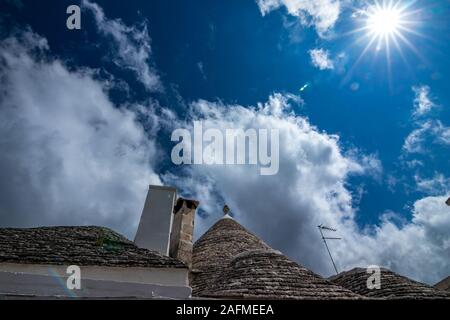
[134,185,177,255]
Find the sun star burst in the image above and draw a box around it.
[341,0,424,88]
[366,4,404,37]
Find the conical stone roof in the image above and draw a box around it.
[192,216,272,271]
[435,276,450,292]
[329,267,450,299]
[191,217,361,299]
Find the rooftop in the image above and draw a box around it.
[0,226,186,269]
[329,267,450,299]
[191,217,361,299]
[434,276,450,292]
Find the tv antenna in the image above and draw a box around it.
[317,224,341,275]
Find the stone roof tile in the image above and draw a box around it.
[0,226,186,268]
[329,267,450,299]
[435,276,450,291]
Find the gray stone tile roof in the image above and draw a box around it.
[0,226,186,268]
[191,217,361,299]
[329,268,450,299]
[435,276,450,291]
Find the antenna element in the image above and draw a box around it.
[317,224,341,275]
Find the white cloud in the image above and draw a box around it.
[412,85,436,116]
[362,196,450,284]
[163,93,450,284]
[435,121,450,145]
[309,48,334,70]
[82,0,161,91]
[0,30,161,237]
[403,120,450,154]
[403,86,448,154]
[415,173,450,195]
[164,92,364,273]
[256,0,341,37]
[403,121,432,154]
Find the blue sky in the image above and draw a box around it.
[0,0,449,284]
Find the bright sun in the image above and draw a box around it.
[354,0,418,52]
[344,1,422,85]
[367,6,403,36]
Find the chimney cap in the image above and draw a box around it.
[149,185,177,192]
[174,198,199,213]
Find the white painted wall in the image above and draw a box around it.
[0,271,191,299]
[0,263,188,287]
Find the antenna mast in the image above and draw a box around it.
[317,224,341,275]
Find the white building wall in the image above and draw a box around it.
[0,263,191,299]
